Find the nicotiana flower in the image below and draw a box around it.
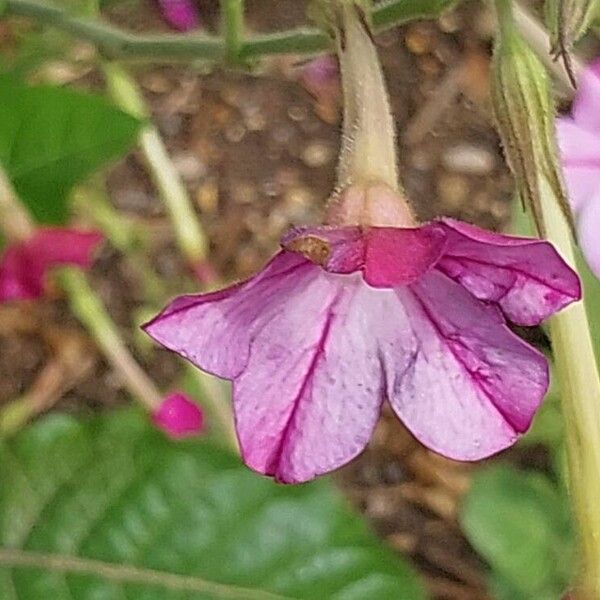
[153,392,204,439]
[557,58,600,276]
[0,228,103,303]
[157,0,200,32]
[145,183,580,482]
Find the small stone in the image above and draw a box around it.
[196,178,219,214]
[442,143,496,175]
[172,153,206,182]
[301,141,334,168]
[437,174,470,209]
[224,123,247,143]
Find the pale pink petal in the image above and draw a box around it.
[153,392,204,439]
[573,59,600,132]
[436,218,580,326]
[144,251,313,380]
[556,119,600,211]
[235,275,384,483]
[386,270,548,461]
[577,190,600,278]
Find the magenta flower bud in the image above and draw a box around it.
[153,392,204,439]
[0,228,103,303]
[145,182,580,483]
[556,58,600,277]
[298,55,341,122]
[157,0,200,32]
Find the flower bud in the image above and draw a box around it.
[491,2,574,236]
[153,392,204,439]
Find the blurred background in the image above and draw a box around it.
[0,1,596,598]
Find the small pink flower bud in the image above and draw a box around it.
[153,392,204,439]
[157,0,200,32]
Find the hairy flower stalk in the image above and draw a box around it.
[493,1,600,597]
[147,1,578,483]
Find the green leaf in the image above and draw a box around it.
[0,409,426,599]
[461,465,572,599]
[0,77,141,224]
[372,0,459,29]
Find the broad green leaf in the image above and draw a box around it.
[0,77,141,224]
[0,410,426,599]
[461,465,572,599]
[372,0,459,29]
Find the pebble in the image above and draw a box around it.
[442,143,496,175]
[301,141,334,168]
[437,174,470,209]
[172,152,206,182]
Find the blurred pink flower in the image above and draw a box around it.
[153,392,204,438]
[0,228,103,303]
[145,187,579,482]
[157,0,200,32]
[556,59,600,276]
[298,55,341,123]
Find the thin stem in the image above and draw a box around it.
[0,548,291,600]
[221,0,245,64]
[102,62,211,274]
[5,0,225,62]
[58,268,163,412]
[5,0,455,63]
[0,168,35,241]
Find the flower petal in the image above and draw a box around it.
[283,224,447,287]
[572,59,600,132]
[0,228,103,303]
[385,270,548,461]
[556,118,600,211]
[577,190,600,278]
[235,275,384,483]
[144,251,313,379]
[436,218,580,325]
[363,226,446,287]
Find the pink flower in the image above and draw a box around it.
[556,59,600,276]
[157,0,200,32]
[0,228,103,303]
[153,392,204,438]
[145,184,579,483]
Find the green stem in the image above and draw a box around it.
[4,0,224,61]
[540,182,600,600]
[58,268,163,412]
[0,167,34,241]
[102,62,211,273]
[221,0,245,64]
[4,0,455,63]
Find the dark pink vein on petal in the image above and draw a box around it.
[266,292,344,480]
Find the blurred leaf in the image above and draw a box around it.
[0,77,141,224]
[461,465,572,599]
[0,409,426,599]
[522,366,563,447]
